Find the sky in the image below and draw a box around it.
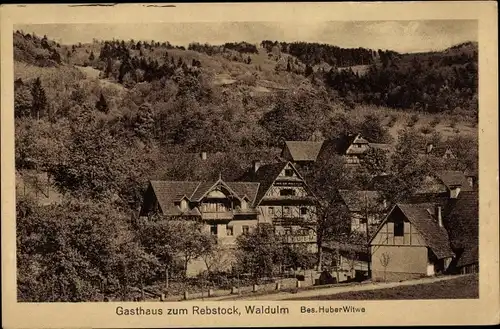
[16,20,478,53]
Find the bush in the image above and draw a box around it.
[429,117,440,127]
[407,114,420,127]
[420,125,433,135]
[387,114,398,127]
[450,118,458,128]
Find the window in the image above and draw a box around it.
[242,225,249,234]
[280,189,295,196]
[226,225,233,236]
[394,220,404,237]
[283,206,291,216]
[284,169,294,177]
[210,224,218,236]
[268,207,274,215]
[300,207,307,215]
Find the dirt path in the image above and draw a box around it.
[198,275,470,301]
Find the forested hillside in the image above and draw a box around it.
[14,30,478,301]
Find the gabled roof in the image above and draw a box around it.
[148,179,260,216]
[226,182,261,206]
[436,170,473,191]
[456,245,478,267]
[370,203,455,259]
[443,191,478,266]
[318,133,373,157]
[404,192,454,215]
[149,181,201,215]
[397,203,455,259]
[338,190,385,212]
[250,162,289,204]
[243,161,312,205]
[283,141,324,162]
[354,136,369,144]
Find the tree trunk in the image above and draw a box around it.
[184,258,189,278]
[335,248,340,284]
[165,266,169,290]
[316,235,323,271]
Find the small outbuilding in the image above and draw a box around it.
[369,203,455,281]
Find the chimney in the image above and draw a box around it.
[252,160,261,173]
[435,205,443,227]
[449,185,461,199]
[200,152,207,161]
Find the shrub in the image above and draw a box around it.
[450,118,458,128]
[387,114,398,127]
[420,125,433,135]
[429,117,440,127]
[407,114,420,127]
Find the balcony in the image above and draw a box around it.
[201,211,234,220]
[261,196,316,205]
[233,208,259,215]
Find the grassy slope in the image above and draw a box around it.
[16,35,478,142]
[294,274,479,300]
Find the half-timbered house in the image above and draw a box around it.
[241,161,318,252]
[369,203,455,281]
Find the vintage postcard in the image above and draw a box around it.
[1,2,498,328]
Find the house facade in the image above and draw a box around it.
[370,203,455,281]
[139,161,318,276]
[139,178,261,245]
[281,133,392,168]
[243,161,318,252]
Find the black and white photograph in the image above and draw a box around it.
[1,2,498,328]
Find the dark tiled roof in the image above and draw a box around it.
[404,192,454,216]
[397,203,455,259]
[443,191,478,266]
[148,179,261,215]
[284,141,324,162]
[226,182,261,205]
[338,190,385,212]
[456,245,478,267]
[317,133,358,157]
[437,170,473,191]
[355,137,369,144]
[249,162,289,205]
[190,181,217,201]
[150,181,201,215]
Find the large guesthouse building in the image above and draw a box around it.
[139,161,318,275]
